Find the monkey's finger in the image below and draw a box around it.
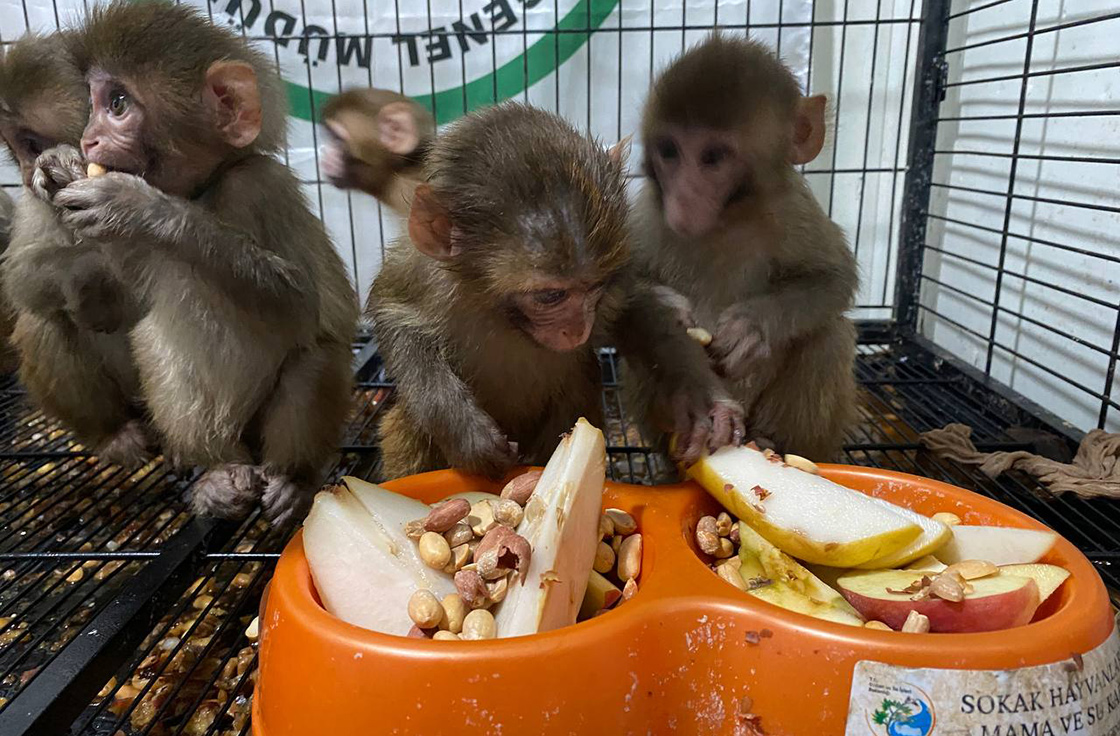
[709,404,733,451]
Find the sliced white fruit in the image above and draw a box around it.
[939,525,1058,566]
[904,555,948,573]
[495,418,606,638]
[686,445,921,566]
[1000,563,1071,605]
[303,480,455,635]
[856,499,951,569]
[738,522,864,627]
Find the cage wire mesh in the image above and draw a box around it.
[0,0,1117,734]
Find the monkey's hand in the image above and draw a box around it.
[31,145,87,204]
[440,414,519,480]
[669,386,746,465]
[54,172,164,241]
[709,305,772,381]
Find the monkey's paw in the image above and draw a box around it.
[191,463,262,520]
[97,420,155,468]
[54,172,163,241]
[669,389,746,465]
[31,145,86,204]
[261,471,313,528]
[709,310,771,380]
[445,422,519,480]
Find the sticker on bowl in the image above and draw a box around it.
[845,626,1120,736]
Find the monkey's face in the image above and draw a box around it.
[80,73,160,182]
[645,124,750,240]
[505,277,608,353]
[0,98,83,186]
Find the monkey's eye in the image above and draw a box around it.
[108,91,129,117]
[656,139,678,161]
[19,132,47,157]
[532,289,568,306]
[700,145,731,167]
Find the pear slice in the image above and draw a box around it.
[578,570,622,621]
[737,522,863,626]
[686,445,920,566]
[855,498,951,569]
[494,418,606,638]
[303,480,455,636]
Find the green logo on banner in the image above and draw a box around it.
[213,0,620,124]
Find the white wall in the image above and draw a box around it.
[920,0,1120,433]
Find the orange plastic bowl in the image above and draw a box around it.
[252,466,1113,735]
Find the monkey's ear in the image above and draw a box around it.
[409,184,459,260]
[791,94,827,165]
[378,101,421,156]
[608,135,632,168]
[205,61,263,149]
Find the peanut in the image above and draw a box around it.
[87,162,107,178]
[604,508,637,536]
[440,594,468,634]
[433,630,461,641]
[492,498,524,528]
[404,520,426,541]
[611,534,623,555]
[617,533,642,581]
[486,576,510,604]
[901,610,930,634]
[929,572,965,602]
[621,578,638,602]
[729,523,740,545]
[475,547,507,580]
[442,543,471,574]
[783,454,819,475]
[469,500,497,536]
[864,620,892,631]
[462,609,496,640]
[244,616,259,641]
[408,590,443,629]
[475,525,532,577]
[716,512,733,537]
[696,515,718,535]
[500,470,542,505]
[715,537,735,559]
[717,561,747,591]
[696,530,721,556]
[424,499,471,533]
[598,513,615,540]
[418,532,452,570]
[933,512,961,527]
[944,559,998,581]
[454,569,490,609]
[594,541,616,574]
[686,327,713,346]
[444,522,474,547]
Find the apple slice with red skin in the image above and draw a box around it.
[837,569,1040,633]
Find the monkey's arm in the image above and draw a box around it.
[53,167,316,325]
[2,197,77,318]
[613,285,745,463]
[371,290,518,478]
[751,262,857,345]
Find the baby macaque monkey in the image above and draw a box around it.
[320,88,434,216]
[371,102,742,480]
[630,35,859,461]
[31,1,359,524]
[0,32,148,453]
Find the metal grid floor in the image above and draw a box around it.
[0,334,1115,735]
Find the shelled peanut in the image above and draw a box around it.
[579,508,642,619]
[696,510,748,590]
[401,471,542,640]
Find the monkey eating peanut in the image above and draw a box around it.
[24,2,360,524]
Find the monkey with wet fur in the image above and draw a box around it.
[0,32,150,458]
[627,35,859,461]
[320,88,434,217]
[38,2,359,524]
[371,102,743,480]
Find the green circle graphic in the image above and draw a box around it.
[284,0,620,125]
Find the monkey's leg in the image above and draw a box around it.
[255,343,354,525]
[747,320,858,462]
[376,403,448,481]
[12,313,151,466]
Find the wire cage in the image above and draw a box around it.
[0,1,1118,734]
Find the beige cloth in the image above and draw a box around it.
[919,423,1120,500]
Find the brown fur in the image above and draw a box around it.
[370,102,742,480]
[629,36,858,461]
[30,2,359,524]
[321,88,434,214]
